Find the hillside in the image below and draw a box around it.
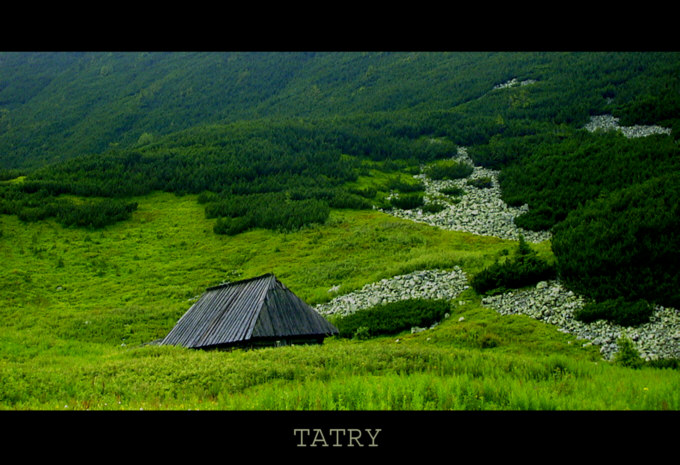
[2,51,679,169]
[1,51,680,418]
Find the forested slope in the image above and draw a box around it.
[2,51,678,170]
[2,50,680,324]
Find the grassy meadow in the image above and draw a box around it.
[1,190,679,410]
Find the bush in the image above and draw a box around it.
[333,299,450,339]
[213,216,251,235]
[424,159,474,181]
[256,197,329,231]
[646,358,680,370]
[514,206,560,232]
[328,190,373,209]
[573,298,654,327]
[197,191,221,204]
[552,172,680,308]
[466,176,493,189]
[386,176,425,193]
[479,333,501,349]
[439,185,466,197]
[347,186,377,199]
[390,193,424,210]
[209,192,330,234]
[353,326,371,340]
[57,199,138,229]
[613,335,644,368]
[471,237,556,295]
[421,202,447,214]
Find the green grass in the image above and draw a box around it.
[1,191,679,411]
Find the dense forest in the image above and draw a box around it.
[2,51,678,170]
[1,51,680,322]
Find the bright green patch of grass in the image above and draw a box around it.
[1,191,678,411]
[0,191,511,344]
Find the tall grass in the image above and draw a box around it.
[1,191,679,411]
[2,337,679,410]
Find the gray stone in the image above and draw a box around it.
[380,147,551,243]
[480,279,680,361]
[315,268,468,318]
[584,114,671,139]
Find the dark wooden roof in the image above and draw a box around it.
[161,273,338,349]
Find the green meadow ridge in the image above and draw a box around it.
[1,51,680,411]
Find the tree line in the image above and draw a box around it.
[0,117,456,232]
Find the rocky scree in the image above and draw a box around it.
[381,147,551,244]
[325,127,678,362]
[315,268,469,328]
[584,114,672,138]
[481,280,680,361]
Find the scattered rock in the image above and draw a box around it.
[320,133,679,363]
[493,78,537,90]
[381,147,550,243]
[584,114,671,138]
[315,268,467,317]
[481,280,680,361]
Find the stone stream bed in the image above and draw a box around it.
[316,269,680,361]
[382,147,551,243]
[315,268,469,320]
[317,125,679,361]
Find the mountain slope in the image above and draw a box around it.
[3,51,678,170]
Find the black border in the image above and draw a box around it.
[3,409,677,458]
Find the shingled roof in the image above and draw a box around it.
[161,273,338,349]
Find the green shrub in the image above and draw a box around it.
[646,358,680,370]
[466,176,493,189]
[15,196,138,229]
[514,206,559,232]
[439,185,466,197]
[334,299,450,339]
[209,192,330,234]
[328,190,373,209]
[471,238,556,295]
[390,193,424,210]
[353,326,371,340]
[386,176,424,193]
[197,191,221,204]
[213,216,252,235]
[573,298,654,327]
[347,186,377,199]
[57,199,138,229]
[479,333,501,349]
[552,172,680,308]
[613,335,644,368]
[424,159,474,181]
[421,202,446,214]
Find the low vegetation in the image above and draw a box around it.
[1,191,678,411]
[552,172,680,309]
[439,186,466,197]
[466,176,494,189]
[470,236,556,295]
[389,193,425,210]
[2,52,680,412]
[331,299,451,339]
[574,298,654,327]
[423,159,474,181]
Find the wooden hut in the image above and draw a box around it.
[161,273,338,349]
